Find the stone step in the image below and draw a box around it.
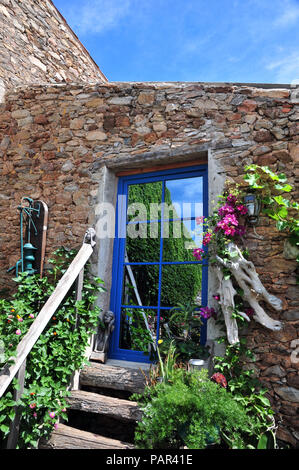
[67,390,142,422]
[39,423,134,449]
[80,362,148,394]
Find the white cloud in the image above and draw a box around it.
[274,0,299,27]
[66,0,132,35]
[266,52,299,83]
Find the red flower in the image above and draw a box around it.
[211,372,227,388]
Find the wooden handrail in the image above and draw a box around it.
[0,228,96,399]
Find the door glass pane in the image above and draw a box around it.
[122,264,160,307]
[126,222,161,263]
[164,176,203,220]
[162,218,203,262]
[160,264,202,308]
[119,307,156,351]
[127,181,163,222]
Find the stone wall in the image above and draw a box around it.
[0,0,107,91]
[0,80,298,445]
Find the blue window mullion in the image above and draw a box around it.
[123,260,208,266]
[156,180,165,344]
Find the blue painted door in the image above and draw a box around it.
[109,165,208,363]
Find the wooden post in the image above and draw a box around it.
[6,359,26,449]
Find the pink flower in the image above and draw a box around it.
[15,329,21,335]
[203,232,212,245]
[61,408,67,413]
[224,226,236,236]
[223,213,238,226]
[226,194,237,205]
[17,317,23,322]
[196,216,205,225]
[199,307,217,319]
[29,403,36,409]
[53,422,59,429]
[33,412,37,418]
[236,225,246,237]
[236,204,248,215]
[218,203,235,217]
[49,411,56,419]
[29,314,35,319]
[193,247,205,261]
[216,212,239,237]
[213,295,220,301]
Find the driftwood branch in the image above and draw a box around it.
[215,242,283,344]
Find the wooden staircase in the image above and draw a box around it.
[39,361,148,449]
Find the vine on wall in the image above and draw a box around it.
[194,164,298,343]
[0,248,104,448]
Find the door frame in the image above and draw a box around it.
[108,164,209,363]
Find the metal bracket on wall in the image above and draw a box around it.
[7,197,48,277]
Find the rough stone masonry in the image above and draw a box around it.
[0,0,107,89]
[0,80,298,445]
[0,0,298,448]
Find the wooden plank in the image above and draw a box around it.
[6,359,26,449]
[0,242,94,398]
[39,424,134,449]
[74,267,84,330]
[80,363,147,394]
[115,158,208,176]
[67,390,142,422]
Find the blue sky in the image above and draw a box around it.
[52,0,299,83]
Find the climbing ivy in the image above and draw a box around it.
[0,248,104,449]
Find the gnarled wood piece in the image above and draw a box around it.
[216,243,283,342]
[214,266,239,345]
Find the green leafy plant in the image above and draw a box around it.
[123,308,153,352]
[0,247,105,448]
[168,301,202,334]
[134,368,260,449]
[244,164,299,243]
[213,337,277,448]
[159,302,210,361]
[158,336,209,362]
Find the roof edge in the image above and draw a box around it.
[48,0,108,83]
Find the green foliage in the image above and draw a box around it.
[161,337,209,362]
[123,308,153,352]
[126,183,202,307]
[169,301,202,332]
[213,338,276,445]
[158,302,209,361]
[134,368,258,449]
[244,164,299,240]
[0,247,105,448]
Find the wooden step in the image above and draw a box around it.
[39,423,134,449]
[80,362,148,394]
[67,390,142,422]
